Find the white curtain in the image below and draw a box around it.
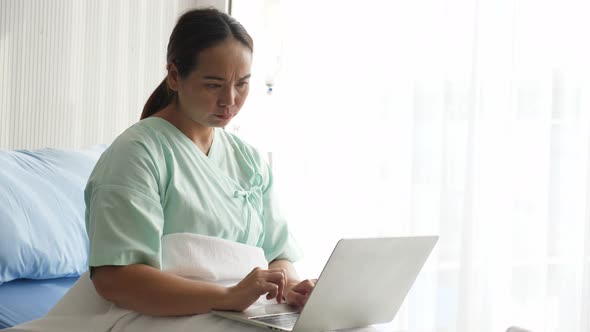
[233,0,590,331]
[0,0,212,149]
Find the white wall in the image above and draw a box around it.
[0,0,228,149]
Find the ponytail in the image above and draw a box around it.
[140,78,175,120]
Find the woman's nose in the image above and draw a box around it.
[218,86,236,107]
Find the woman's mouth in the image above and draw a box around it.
[214,114,233,120]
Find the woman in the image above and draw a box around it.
[85,8,315,316]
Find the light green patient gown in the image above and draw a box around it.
[84,117,302,270]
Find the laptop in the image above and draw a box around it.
[212,236,438,331]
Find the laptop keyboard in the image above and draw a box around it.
[249,312,300,329]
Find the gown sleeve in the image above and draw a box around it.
[260,163,303,263]
[84,137,166,270]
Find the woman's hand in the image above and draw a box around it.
[284,279,317,307]
[224,267,287,311]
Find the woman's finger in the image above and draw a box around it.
[263,282,279,300]
[285,290,307,307]
[291,279,315,295]
[246,268,289,303]
[265,271,286,303]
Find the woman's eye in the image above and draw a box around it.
[206,84,222,89]
[236,82,249,89]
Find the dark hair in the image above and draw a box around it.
[140,8,253,120]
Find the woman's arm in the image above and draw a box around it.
[92,264,287,316]
[92,264,229,316]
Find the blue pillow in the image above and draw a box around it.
[0,145,107,283]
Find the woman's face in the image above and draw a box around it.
[170,37,252,128]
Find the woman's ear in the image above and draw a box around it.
[166,63,180,92]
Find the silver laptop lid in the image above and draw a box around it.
[292,236,438,332]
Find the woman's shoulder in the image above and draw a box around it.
[119,118,166,144]
[87,119,168,189]
[104,119,167,159]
